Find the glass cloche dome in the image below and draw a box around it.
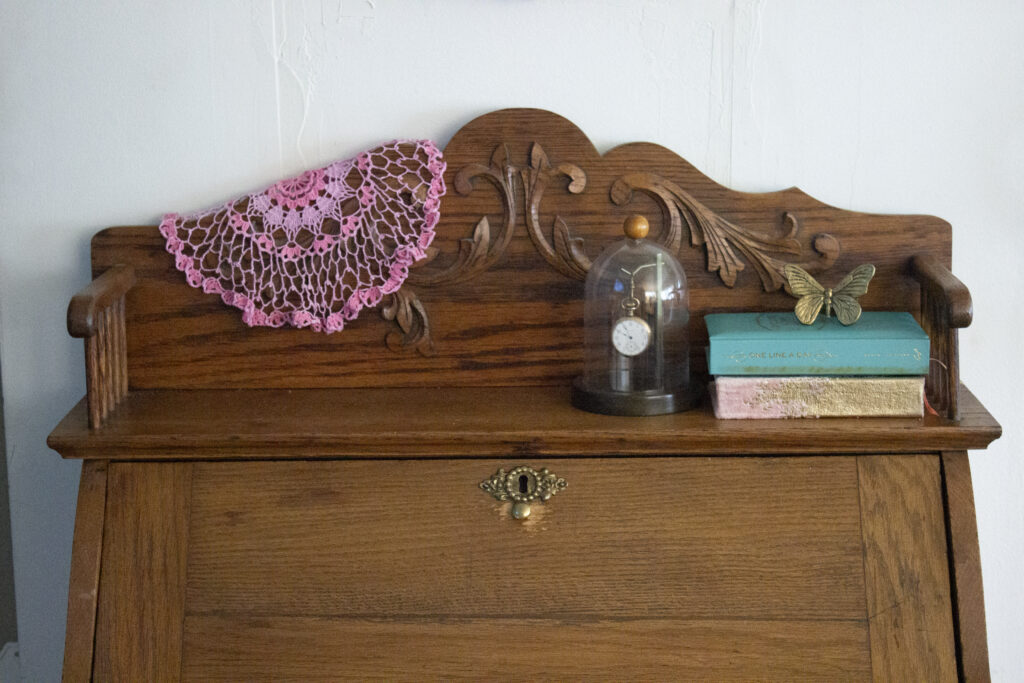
[571,214,700,415]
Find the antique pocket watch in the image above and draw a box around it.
[571,215,700,416]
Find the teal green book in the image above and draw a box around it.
[705,312,929,376]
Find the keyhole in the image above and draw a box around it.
[518,474,529,494]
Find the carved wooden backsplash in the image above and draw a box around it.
[392,133,844,353]
[92,108,952,389]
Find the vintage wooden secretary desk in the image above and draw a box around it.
[48,109,1001,681]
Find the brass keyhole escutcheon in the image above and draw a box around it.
[479,466,567,520]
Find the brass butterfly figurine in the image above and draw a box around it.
[783,263,876,325]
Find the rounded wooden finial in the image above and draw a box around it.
[623,214,649,240]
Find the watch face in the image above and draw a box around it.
[611,316,651,356]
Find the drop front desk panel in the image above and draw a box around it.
[48,109,1001,681]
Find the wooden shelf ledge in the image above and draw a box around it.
[47,384,1000,460]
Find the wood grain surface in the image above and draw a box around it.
[185,458,865,620]
[942,450,991,682]
[67,456,967,680]
[913,254,970,418]
[47,384,1001,460]
[66,263,135,338]
[61,461,107,683]
[858,454,957,681]
[84,109,955,391]
[172,456,873,679]
[52,107,1000,680]
[181,616,871,681]
[92,462,192,681]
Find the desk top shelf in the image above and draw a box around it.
[48,383,999,460]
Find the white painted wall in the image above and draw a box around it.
[1,0,1020,679]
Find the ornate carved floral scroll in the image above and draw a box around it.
[522,144,591,280]
[406,145,519,287]
[380,287,434,356]
[383,142,840,353]
[609,175,840,291]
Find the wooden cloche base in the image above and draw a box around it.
[571,376,703,416]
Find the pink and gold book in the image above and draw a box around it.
[711,376,924,419]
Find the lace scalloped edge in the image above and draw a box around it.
[159,139,445,334]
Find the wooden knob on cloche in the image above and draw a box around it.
[623,214,650,240]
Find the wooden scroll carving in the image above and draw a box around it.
[380,287,434,356]
[409,145,523,287]
[609,176,839,291]
[386,137,840,352]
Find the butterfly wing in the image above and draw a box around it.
[831,264,876,325]
[784,264,825,297]
[832,264,875,299]
[795,293,826,325]
[784,265,826,325]
[832,295,862,325]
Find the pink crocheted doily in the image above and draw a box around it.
[159,139,445,333]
